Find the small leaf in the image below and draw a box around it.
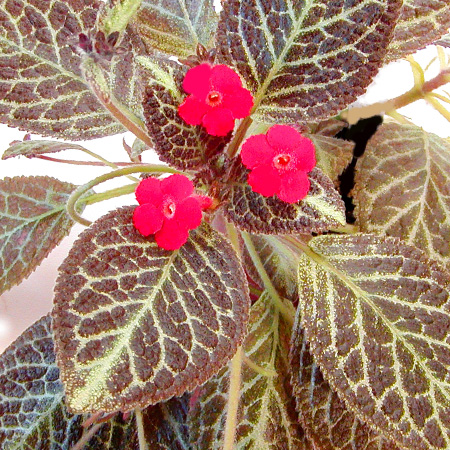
[140,57,231,171]
[0,315,138,450]
[0,0,125,139]
[298,234,450,450]
[222,167,346,234]
[353,122,450,269]
[216,0,402,123]
[0,176,80,295]
[52,206,250,413]
[243,235,299,301]
[386,0,450,62]
[2,139,86,160]
[130,0,218,57]
[290,327,399,450]
[188,292,310,449]
[140,395,191,449]
[308,134,354,183]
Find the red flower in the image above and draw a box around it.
[240,125,316,204]
[178,63,253,136]
[133,174,211,250]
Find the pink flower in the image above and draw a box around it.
[133,174,211,250]
[240,125,316,204]
[178,63,253,136]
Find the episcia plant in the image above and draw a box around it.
[1,0,450,449]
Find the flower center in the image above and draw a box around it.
[163,198,176,219]
[273,154,292,169]
[206,90,222,107]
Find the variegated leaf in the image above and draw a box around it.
[0,315,138,450]
[130,0,218,57]
[308,134,354,183]
[2,139,86,160]
[298,234,450,450]
[435,32,450,48]
[0,0,128,139]
[140,57,231,171]
[216,0,402,123]
[140,395,191,449]
[353,122,450,269]
[243,235,299,301]
[306,118,348,138]
[52,206,250,413]
[290,327,399,450]
[222,167,346,234]
[0,176,80,295]
[386,0,450,62]
[188,292,309,449]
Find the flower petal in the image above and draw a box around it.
[291,136,316,172]
[221,86,254,119]
[267,125,304,152]
[135,177,163,206]
[155,220,189,250]
[182,63,212,99]
[133,204,164,236]
[161,174,194,201]
[211,65,242,91]
[247,164,281,198]
[202,108,235,136]
[178,95,210,126]
[240,134,277,170]
[278,171,310,204]
[174,197,203,229]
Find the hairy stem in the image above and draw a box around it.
[66,165,180,226]
[35,154,138,168]
[242,232,294,326]
[223,346,243,450]
[342,67,450,124]
[135,409,149,450]
[425,94,450,122]
[227,116,253,158]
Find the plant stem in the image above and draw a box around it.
[135,409,149,450]
[35,154,138,167]
[425,94,450,122]
[222,347,243,450]
[226,116,253,158]
[342,67,450,124]
[242,231,294,326]
[66,165,180,226]
[71,423,104,450]
[83,183,138,205]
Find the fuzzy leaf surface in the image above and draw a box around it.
[435,33,450,48]
[353,122,450,269]
[140,395,191,449]
[298,234,450,450]
[308,134,354,183]
[130,0,217,57]
[386,0,450,62]
[0,315,138,450]
[223,167,346,234]
[2,139,86,160]
[290,327,399,450]
[141,57,231,171]
[0,0,128,139]
[216,0,402,123]
[243,235,299,301]
[188,292,309,449]
[0,176,79,295]
[53,206,250,413]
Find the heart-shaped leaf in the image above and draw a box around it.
[140,57,231,171]
[216,0,402,123]
[52,206,250,413]
[385,0,450,62]
[0,315,138,450]
[222,167,346,234]
[0,176,80,295]
[130,0,218,57]
[353,122,450,269]
[298,234,450,450]
[290,327,399,450]
[188,292,310,449]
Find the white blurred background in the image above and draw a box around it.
[0,45,450,352]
